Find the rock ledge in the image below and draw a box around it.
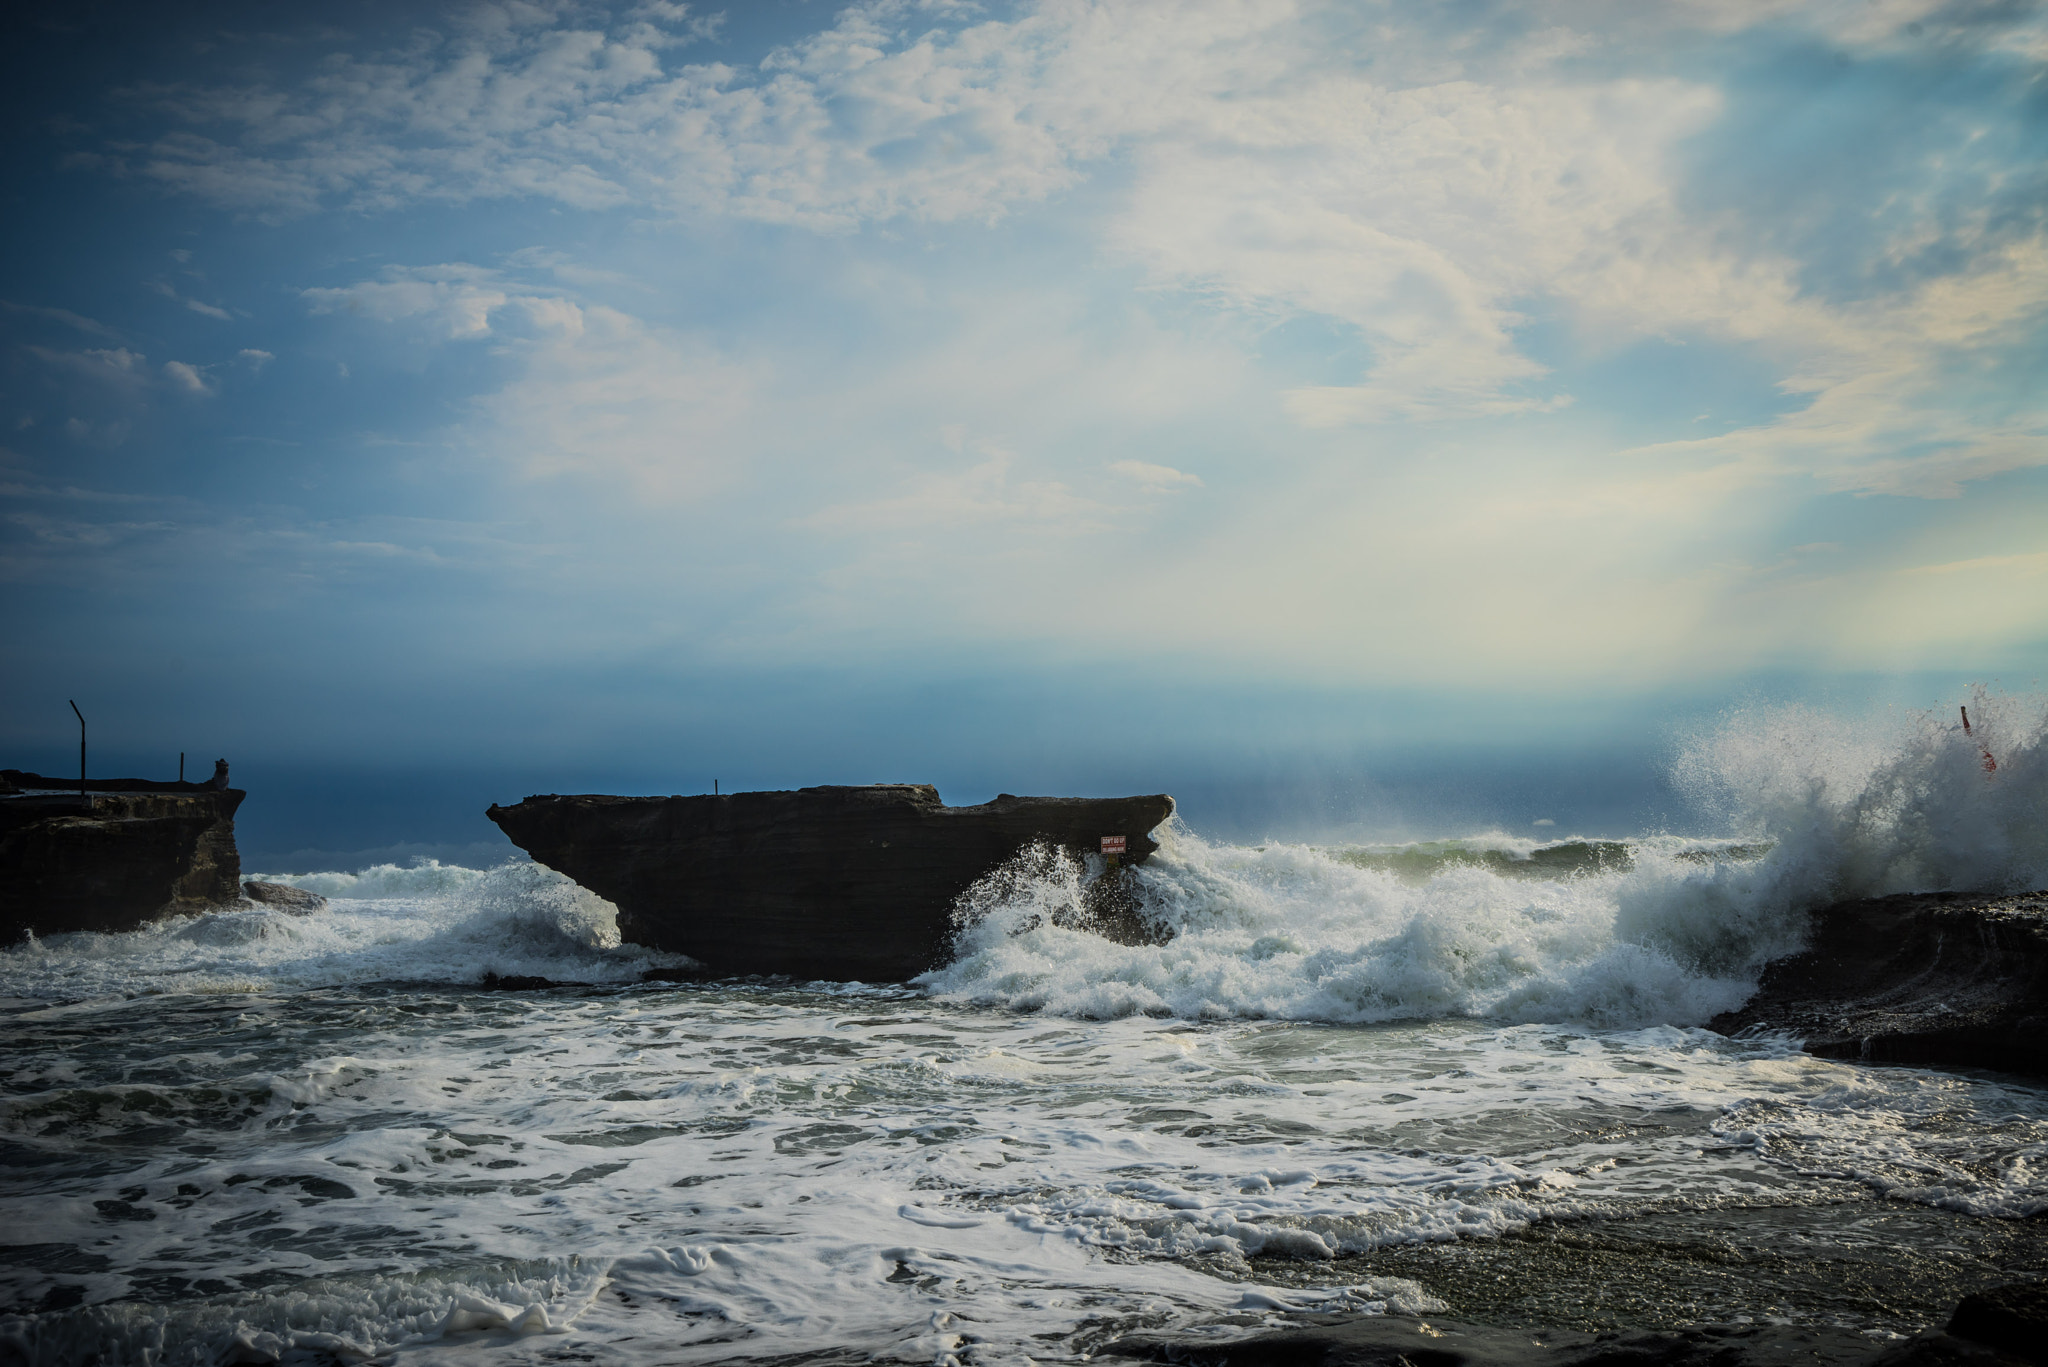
[1707,889,2048,1077]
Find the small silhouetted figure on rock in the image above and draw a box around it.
[205,759,229,791]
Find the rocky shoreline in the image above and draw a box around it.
[1105,1278,2047,1367]
[1708,889,2048,1077]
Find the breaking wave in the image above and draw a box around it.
[920,688,2048,1027]
[245,858,501,899]
[1,862,690,1000]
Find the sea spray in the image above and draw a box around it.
[1670,684,2048,903]
[923,690,2048,1027]
[920,821,1759,1026]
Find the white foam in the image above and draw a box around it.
[246,859,501,900]
[3,999,2041,1365]
[1,862,690,999]
[923,690,2048,1027]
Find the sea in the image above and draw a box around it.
[3,695,2046,1366]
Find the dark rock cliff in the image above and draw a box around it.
[0,770,245,941]
[1708,890,2048,1077]
[487,784,1176,981]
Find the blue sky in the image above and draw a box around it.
[4,0,2045,862]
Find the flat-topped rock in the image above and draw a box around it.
[1,770,245,941]
[1708,890,2048,1076]
[487,784,1175,981]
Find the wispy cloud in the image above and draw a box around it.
[149,279,234,320]
[9,0,2043,696]
[2,300,123,339]
[117,0,2048,497]
[1110,460,1202,492]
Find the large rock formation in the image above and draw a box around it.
[0,770,244,942]
[1708,890,2048,1077]
[487,784,1176,981]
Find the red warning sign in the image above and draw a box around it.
[1101,835,1126,854]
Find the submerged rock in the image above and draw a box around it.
[1708,890,2048,1077]
[0,769,244,942]
[241,880,327,913]
[1945,1279,2048,1363]
[478,971,559,991]
[486,784,1175,981]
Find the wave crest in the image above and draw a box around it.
[922,690,2048,1027]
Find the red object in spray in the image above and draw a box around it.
[1961,707,1998,773]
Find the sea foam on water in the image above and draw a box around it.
[3,692,2046,1365]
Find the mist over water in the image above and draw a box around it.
[3,692,2045,1365]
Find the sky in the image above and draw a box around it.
[3,0,2045,863]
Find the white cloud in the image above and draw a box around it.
[468,300,759,497]
[64,0,2043,688]
[132,0,2048,500]
[162,360,214,394]
[84,347,146,373]
[303,265,511,338]
[808,444,1107,535]
[1110,459,1202,491]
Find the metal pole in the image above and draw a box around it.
[179,752,185,783]
[68,700,85,803]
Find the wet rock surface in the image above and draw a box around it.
[1106,1279,2048,1367]
[1109,1317,1886,1367]
[1945,1280,2048,1363]
[1,770,244,941]
[240,880,327,913]
[1708,890,2048,1077]
[487,783,1175,980]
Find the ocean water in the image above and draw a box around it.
[3,693,2047,1365]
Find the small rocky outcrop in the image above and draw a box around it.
[1945,1280,2048,1364]
[1708,890,2048,1077]
[1104,1278,2048,1367]
[487,784,1176,981]
[1,769,245,941]
[242,880,327,913]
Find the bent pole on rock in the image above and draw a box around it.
[68,699,85,802]
[1960,706,1998,773]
